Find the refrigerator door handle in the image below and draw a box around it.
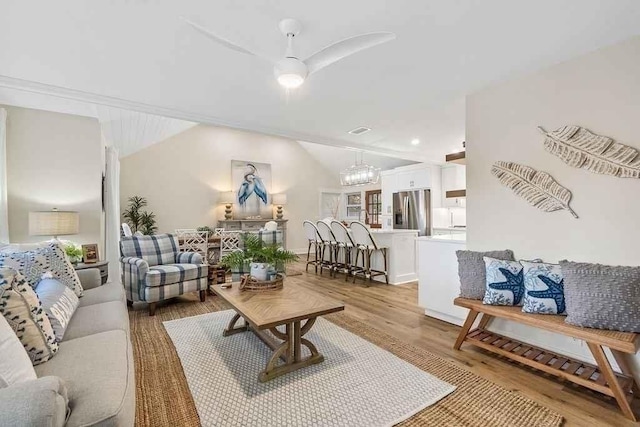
[403,195,409,228]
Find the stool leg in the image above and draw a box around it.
[353,249,359,283]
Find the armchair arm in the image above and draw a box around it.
[120,257,149,301]
[120,256,149,272]
[76,268,102,290]
[176,252,204,265]
[0,376,68,427]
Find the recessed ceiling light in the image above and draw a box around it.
[348,126,371,135]
[411,138,420,146]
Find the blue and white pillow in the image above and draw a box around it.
[521,261,565,315]
[482,257,524,306]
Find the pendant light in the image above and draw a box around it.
[340,152,380,186]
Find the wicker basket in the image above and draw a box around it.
[239,273,284,292]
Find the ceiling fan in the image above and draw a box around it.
[182,17,396,89]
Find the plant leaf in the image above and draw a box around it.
[538,125,640,178]
[491,161,578,219]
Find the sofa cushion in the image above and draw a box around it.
[79,281,125,307]
[0,376,69,427]
[456,249,515,300]
[0,313,37,387]
[0,242,84,296]
[0,267,58,365]
[561,260,640,332]
[34,330,135,427]
[120,233,179,266]
[145,263,208,287]
[63,301,129,342]
[35,278,79,342]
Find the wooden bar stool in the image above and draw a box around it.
[350,221,389,284]
[302,220,321,273]
[316,220,337,276]
[330,220,356,281]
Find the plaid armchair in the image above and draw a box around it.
[120,233,208,316]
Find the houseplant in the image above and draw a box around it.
[220,234,297,281]
[122,196,158,235]
[64,242,83,264]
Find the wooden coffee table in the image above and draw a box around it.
[211,282,345,382]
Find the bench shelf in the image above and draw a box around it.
[453,297,639,421]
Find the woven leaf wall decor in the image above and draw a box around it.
[491,161,579,219]
[538,125,640,178]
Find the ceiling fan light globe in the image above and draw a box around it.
[274,58,308,89]
[277,74,305,89]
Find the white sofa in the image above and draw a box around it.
[0,268,135,426]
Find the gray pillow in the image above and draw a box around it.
[35,278,79,341]
[560,260,640,332]
[456,249,515,299]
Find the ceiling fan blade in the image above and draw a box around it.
[304,32,396,75]
[181,17,273,63]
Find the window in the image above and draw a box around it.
[345,192,361,219]
[365,190,382,228]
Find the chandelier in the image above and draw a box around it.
[340,152,381,186]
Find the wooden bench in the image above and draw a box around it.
[453,297,640,421]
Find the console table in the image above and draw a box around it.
[217,219,288,249]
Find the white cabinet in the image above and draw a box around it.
[417,237,469,325]
[381,173,396,218]
[396,169,430,191]
[441,165,466,207]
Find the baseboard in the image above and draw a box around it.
[290,248,309,256]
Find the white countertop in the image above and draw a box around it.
[417,234,466,243]
[432,226,467,231]
[371,229,419,234]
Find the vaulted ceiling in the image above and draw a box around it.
[1,1,639,163]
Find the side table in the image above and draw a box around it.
[74,260,109,285]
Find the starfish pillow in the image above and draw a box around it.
[482,257,525,306]
[521,261,566,315]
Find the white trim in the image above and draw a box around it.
[0,108,8,243]
[0,74,432,163]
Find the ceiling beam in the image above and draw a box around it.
[0,74,432,163]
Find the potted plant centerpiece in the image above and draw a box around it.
[220,234,297,281]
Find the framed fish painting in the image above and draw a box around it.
[231,160,272,219]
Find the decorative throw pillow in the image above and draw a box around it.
[482,257,524,306]
[0,312,37,387]
[457,249,515,300]
[560,260,640,332]
[0,242,83,297]
[35,278,79,342]
[0,267,58,365]
[521,261,565,315]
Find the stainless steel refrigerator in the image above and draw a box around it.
[392,190,431,236]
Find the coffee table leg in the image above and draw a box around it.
[223,313,249,337]
[259,318,324,382]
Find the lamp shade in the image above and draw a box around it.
[272,193,287,205]
[29,210,79,237]
[218,191,235,205]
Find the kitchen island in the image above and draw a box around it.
[417,234,468,325]
[368,229,419,285]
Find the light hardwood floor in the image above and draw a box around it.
[286,263,638,427]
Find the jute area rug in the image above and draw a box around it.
[164,310,456,427]
[129,297,563,427]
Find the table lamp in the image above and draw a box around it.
[29,208,79,240]
[272,193,287,220]
[219,191,235,220]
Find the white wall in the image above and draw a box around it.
[4,105,103,246]
[120,124,341,252]
[466,36,640,371]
